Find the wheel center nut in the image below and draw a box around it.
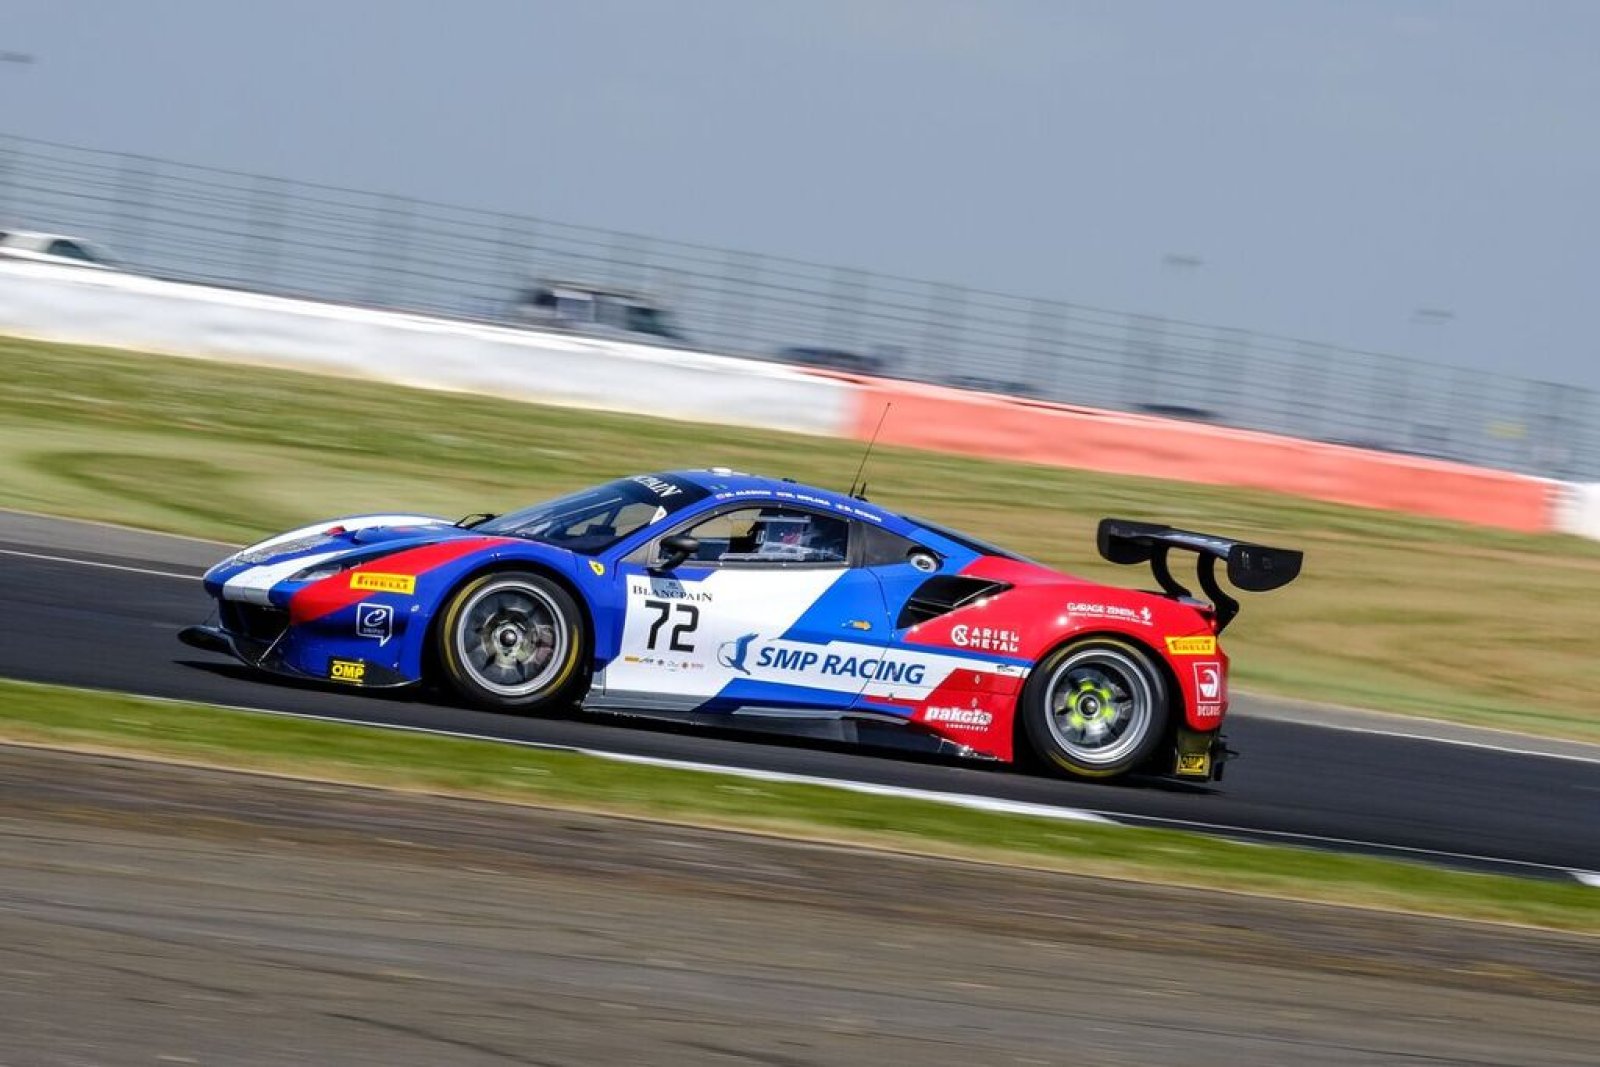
[495,625,522,650]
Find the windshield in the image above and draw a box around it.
[476,474,708,555]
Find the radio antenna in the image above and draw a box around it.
[847,403,892,500]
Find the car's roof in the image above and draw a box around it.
[660,469,1032,563]
[669,468,894,517]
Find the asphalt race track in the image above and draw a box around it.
[2,512,1597,881]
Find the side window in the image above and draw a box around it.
[665,507,850,567]
[858,523,939,570]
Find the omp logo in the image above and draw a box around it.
[1165,635,1216,656]
[718,633,758,675]
[350,572,416,595]
[1194,662,1222,701]
[329,659,366,684]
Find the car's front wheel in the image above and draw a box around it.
[436,571,587,712]
[1020,637,1170,779]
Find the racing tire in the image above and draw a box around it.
[1020,637,1170,779]
[436,570,588,712]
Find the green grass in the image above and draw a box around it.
[1,678,1594,933]
[3,336,1599,740]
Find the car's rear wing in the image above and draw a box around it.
[1096,518,1302,633]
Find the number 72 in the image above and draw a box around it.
[644,599,699,652]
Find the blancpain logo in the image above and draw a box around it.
[629,580,711,602]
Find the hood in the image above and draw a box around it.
[203,514,475,603]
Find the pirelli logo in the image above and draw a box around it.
[1165,636,1217,656]
[349,572,416,595]
[329,659,366,684]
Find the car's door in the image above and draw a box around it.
[593,504,894,714]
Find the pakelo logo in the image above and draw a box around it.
[924,706,994,729]
[1165,635,1217,656]
[949,624,1020,654]
[1068,602,1154,626]
[349,572,416,595]
[329,659,366,684]
[355,602,393,645]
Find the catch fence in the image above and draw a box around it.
[1,132,1592,479]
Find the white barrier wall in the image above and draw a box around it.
[3,259,1596,541]
[1555,483,1600,540]
[0,262,852,437]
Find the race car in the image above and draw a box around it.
[179,470,1301,781]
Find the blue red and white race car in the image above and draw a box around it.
[180,470,1301,780]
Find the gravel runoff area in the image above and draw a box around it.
[1,745,1595,1066]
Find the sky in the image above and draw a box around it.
[5,0,1599,387]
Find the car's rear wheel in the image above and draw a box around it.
[1021,638,1169,779]
[436,571,587,712]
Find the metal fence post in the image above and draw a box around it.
[1208,327,1250,425]
[113,154,154,263]
[1025,299,1064,400]
[1373,354,1411,453]
[0,137,16,223]
[827,266,863,352]
[1121,313,1163,410]
[718,250,759,351]
[364,194,413,308]
[1290,341,1327,440]
[920,283,966,381]
[243,174,285,290]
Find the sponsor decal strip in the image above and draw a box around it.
[289,537,503,623]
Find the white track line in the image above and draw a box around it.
[591,750,1112,823]
[67,690,1597,884]
[1239,717,1600,766]
[1101,810,1599,881]
[77,691,1111,825]
[0,547,200,582]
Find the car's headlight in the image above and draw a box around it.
[291,561,352,583]
[290,546,410,584]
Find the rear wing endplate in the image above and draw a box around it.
[1096,518,1303,633]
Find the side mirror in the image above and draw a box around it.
[654,534,701,572]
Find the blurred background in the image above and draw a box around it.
[2,0,1597,478]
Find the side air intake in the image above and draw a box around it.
[897,576,1011,629]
